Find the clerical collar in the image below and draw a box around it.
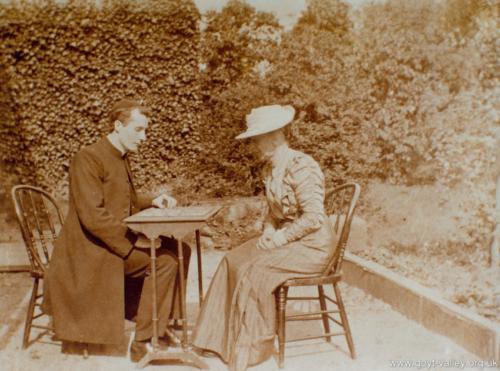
[105,135,127,158]
[104,136,127,158]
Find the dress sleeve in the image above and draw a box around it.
[70,150,134,258]
[280,154,325,243]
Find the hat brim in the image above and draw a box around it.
[235,123,288,139]
[235,117,292,140]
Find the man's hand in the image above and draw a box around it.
[152,194,177,209]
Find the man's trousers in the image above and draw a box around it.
[124,237,191,341]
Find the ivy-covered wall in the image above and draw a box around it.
[0,0,201,196]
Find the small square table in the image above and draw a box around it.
[124,205,220,369]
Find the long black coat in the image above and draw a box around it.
[46,137,152,344]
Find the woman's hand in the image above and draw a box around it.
[257,233,276,250]
[257,229,287,250]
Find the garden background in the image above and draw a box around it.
[0,0,498,322]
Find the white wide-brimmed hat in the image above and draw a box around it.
[235,105,295,139]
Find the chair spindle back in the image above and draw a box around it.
[11,185,63,274]
[323,183,361,275]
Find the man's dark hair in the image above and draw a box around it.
[109,99,150,128]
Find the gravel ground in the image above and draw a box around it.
[0,272,32,350]
[0,250,487,371]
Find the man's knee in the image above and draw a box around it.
[156,253,178,275]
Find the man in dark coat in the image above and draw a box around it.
[45,99,190,362]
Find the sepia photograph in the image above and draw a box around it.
[0,0,498,370]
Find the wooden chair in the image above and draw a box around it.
[275,182,361,368]
[11,185,63,349]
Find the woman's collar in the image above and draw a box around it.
[270,143,290,168]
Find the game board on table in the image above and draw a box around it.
[124,205,221,223]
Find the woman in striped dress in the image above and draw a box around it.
[192,105,336,371]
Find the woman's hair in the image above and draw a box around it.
[282,125,294,142]
[264,128,288,145]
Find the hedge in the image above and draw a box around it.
[0,0,201,197]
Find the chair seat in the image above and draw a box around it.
[282,273,342,287]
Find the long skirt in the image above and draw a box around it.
[192,237,329,371]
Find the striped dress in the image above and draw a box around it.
[192,145,335,371]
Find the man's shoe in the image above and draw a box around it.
[160,330,181,348]
[129,340,148,363]
[157,335,172,348]
[130,335,175,362]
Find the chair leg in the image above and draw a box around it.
[277,285,288,369]
[23,278,39,349]
[333,283,356,359]
[317,285,331,342]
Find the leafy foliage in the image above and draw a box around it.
[192,0,497,279]
[0,0,496,205]
[194,0,496,194]
[0,0,201,196]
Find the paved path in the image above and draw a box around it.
[0,250,489,371]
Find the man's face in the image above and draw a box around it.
[115,108,149,153]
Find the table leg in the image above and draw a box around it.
[176,238,188,348]
[137,236,208,369]
[195,230,203,305]
[150,236,159,350]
